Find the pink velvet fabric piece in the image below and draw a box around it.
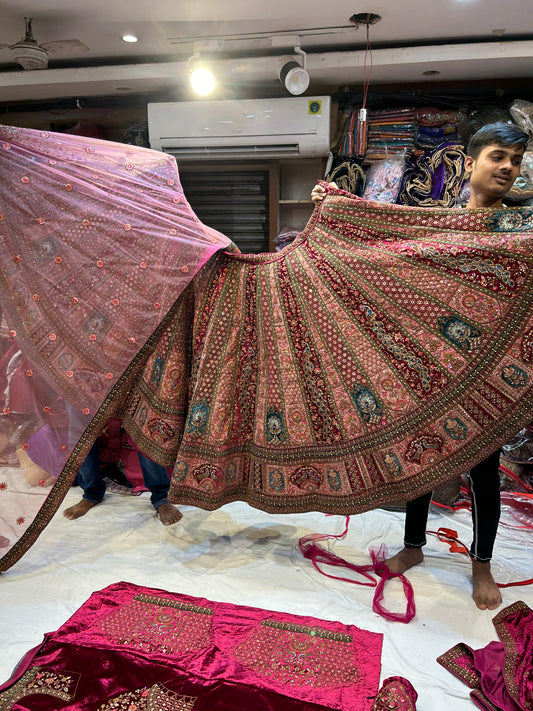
[438,601,533,710]
[371,676,418,710]
[0,581,383,711]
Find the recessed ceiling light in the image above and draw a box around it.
[422,70,441,76]
[122,34,139,43]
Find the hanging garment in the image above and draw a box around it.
[0,125,230,571]
[2,127,533,572]
[0,581,383,711]
[398,142,467,207]
[437,600,533,710]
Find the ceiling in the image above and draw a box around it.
[0,0,532,106]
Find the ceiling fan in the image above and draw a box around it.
[0,17,89,70]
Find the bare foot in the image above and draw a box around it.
[382,547,424,575]
[63,499,99,520]
[156,502,182,526]
[472,560,502,610]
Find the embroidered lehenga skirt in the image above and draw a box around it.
[2,125,533,571]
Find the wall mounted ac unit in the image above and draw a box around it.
[147,96,330,160]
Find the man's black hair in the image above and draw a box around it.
[467,122,529,158]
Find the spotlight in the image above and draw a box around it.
[188,42,220,96]
[280,60,310,95]
[190,65,215,96]
[278,42,309,95]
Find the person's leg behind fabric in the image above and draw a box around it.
[137,452,182,526]
[468,448,502,610]
[384,491,432,574]
[63,440,106,519]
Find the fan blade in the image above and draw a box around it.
[40,39,89,56]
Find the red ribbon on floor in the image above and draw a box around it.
[299,517,416,623]
[428,527,533,588]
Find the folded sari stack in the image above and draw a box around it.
[414,107,466,150]
[364,107,416,162]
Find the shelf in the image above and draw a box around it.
[278,199,314,204]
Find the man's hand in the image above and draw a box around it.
[311,181,337,205]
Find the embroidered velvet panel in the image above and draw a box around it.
[0,581,383,711]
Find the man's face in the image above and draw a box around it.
[465,143,524,200]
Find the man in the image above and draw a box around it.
[64,439,182,526]
[312,121,530,610]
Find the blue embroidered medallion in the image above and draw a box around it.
[187,398,209,435]
[269,469,284,492]
[484,208,533,232]
[501,364,527,388]
[351,384,382,424]
[437,316,481,352]
[266,407,285,445]
[443,417,467,440]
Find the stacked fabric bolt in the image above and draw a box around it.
[335,108,358,157]
[364,107,416,162]
[414,107,466,150]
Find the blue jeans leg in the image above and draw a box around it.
[137,453,170,511]
[77,440,106,504]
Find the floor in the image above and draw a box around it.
[1,485,532,710]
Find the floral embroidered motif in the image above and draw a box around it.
[173,460,188,481]
[327,468,341,490]
[187,398,209,436]
[351,384,383,425]
[266,406,285,445]
[289,466,323,492]
[193,463,224,489]
[150,355,165,385]
[383,453,402,477]
[99,683,196,711]
[404,434,444,465]
[484,208,533,232]
[146,417,174,442]
[0,666,80,710]
[501,364,527,388]
[269,468,285,492]
[233,619,357,688]
[99,595,213,655]
[443,417,467,440]
[225,462,237,482]
[437,316,482,352]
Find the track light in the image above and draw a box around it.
[279,45,309,95]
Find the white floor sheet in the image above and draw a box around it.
[1,486,532,710]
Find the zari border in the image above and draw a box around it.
[469,689,500,711]
[262,619,352,643]
[492,600,531,708]
[134,593,213,615]
[436,642,480,690]
[0,666,78,711]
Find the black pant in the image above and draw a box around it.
[404,449,501,562]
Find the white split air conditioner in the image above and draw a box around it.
[147,96,331,160]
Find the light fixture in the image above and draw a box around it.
[190,65,215,96]
[279,44,309,95]
[188,40,221,96]
[121,34,138,43]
